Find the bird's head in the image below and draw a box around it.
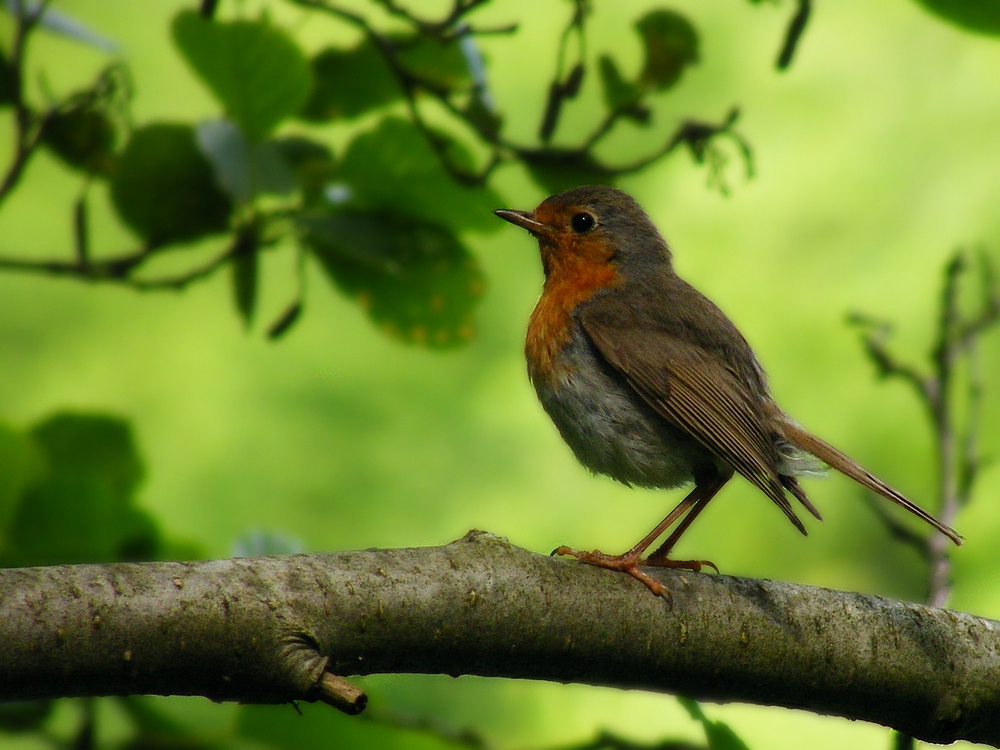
[494,185,672,282]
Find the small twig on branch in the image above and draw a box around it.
[318,673,367,715]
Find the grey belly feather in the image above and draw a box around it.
[532,335,711,489]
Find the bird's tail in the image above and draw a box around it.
[778,419,963,546]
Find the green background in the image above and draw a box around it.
[1,0,999,748]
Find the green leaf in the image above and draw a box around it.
[339,117,502,233]
[635,9,699,91]
[172,10,312,142]
[110,123,233,246]
[272,136,337,204]
[395,34,471,91]
[0,701,53,732]
[299,42,401,122]
[231,230,259,327]
[42,104,117,175]
[599,55,636,110]
[3,413,159,567]
[195,119,296,204]
[521,148,615,194]
[118,697,220,750]
[0,422,44,547]
[913,0,1000,34]
[464,90,503,141]
[678,697,752,750]
[597,54,651,125]
[267,300,303,340]
[302,209,485,348]
[0,49,17,107]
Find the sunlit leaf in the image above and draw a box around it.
[299,42,401,121]
[521,148,615,194]
[339,117,502,233]
[913,0,1000,34]
[3,413,159,567]
[195,119,296,204]
[110,123,232,246]
[302,209,485,348]
[172,10,311,141]
[636,9,699,91]
[42,105,117,175]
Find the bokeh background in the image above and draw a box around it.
[1,0,999,748]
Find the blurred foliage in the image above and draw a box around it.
[912,0,1000,34]
[0,1,998,750]
[0,0,750,345]
[0,412,197,567]
[678,698,750,750]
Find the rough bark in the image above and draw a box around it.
[1,531,998,745]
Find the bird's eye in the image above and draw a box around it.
[571,212,596,233]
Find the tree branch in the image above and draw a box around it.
[1,532,999,744]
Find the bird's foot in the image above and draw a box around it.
[551,545,672,601]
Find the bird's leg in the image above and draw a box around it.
[644,467,732,573]
[552,468,731,597]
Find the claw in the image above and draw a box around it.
[642,557,719,574]
[551,545,674,604]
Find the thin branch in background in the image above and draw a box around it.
[613,107,753,186]
[849,247,1000,610]
[0,0,57,209]
[538,0,588,142]
[860,494,930,561]
[373,0,491,37]
[73,192,89,267]
[199,0,220,19]
[844,312,932,408]
[284,0,747,193]
[776,0,810,70]
[0,0,751,318]
[0,233,242,291]
[71,697,95,750]
[893,730,915,750]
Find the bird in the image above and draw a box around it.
[494,185,962,597]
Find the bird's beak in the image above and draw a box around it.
[494,209,550,236]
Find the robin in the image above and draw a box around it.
[494,185,962,597]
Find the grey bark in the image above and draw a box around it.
[1,531,998,745]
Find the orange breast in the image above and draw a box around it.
[525,248,621,385]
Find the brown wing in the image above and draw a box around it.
[580,309,808,534]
